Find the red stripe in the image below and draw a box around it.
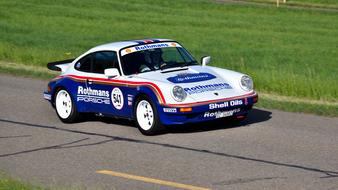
[166,91,257,108]
[143,39,153,43]
[51,76,63,81]
[59,74,257,108]
[65,75,166,104]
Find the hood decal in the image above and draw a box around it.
[167,72,216,83]
[184,82,232,95]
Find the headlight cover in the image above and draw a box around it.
[172,85,187,102]
[240,75,253,91]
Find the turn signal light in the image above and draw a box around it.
[180,107,192,112]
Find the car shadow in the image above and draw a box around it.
[81,108,272,134]
[83,114,135,127]
[166,108,272,134]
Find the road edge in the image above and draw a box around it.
[0,62,337,117]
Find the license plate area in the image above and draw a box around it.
[203,108,241,119]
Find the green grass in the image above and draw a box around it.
[0,172,93,190]
[0,62,57,79]
[288,0,338,5]
[245,0,338,7]
[0,173,44,190]
[0,0,337,110]
[256,96,338,117]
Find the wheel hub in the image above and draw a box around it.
[56,90,72,119]
[136,100,154,131]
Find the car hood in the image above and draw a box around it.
[132,65,249,104]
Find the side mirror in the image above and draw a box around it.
[201,56,211,66]
[104,68,120,78]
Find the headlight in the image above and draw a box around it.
[172,86,187,102]
[240,75,253,91]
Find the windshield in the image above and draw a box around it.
[121,42,198,75]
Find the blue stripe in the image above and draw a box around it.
[133,39,162,45]
[133,40,146,45]
[151,39,161,42]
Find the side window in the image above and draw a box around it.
[92,51,119,74]
[75,55,92,72]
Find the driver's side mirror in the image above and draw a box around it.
[201,56,211,66]
[104,68,120,78]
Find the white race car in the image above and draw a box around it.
[44,39,258,135]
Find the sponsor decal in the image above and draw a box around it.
[121,42,181,56]
[43,93,51,100]
[163,108,177,113]
[204,108,240,118]
[127,94,134,106]
[167,72,216,83]
[135,43,169,51]
[184,83,232,95]
[77,86,109,97]
[111,87,124,110]
[209,99,243,110]
[75,62,81,69]
[77,86,110,104]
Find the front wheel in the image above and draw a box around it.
[135,96,165,135]
[55,89,80,123]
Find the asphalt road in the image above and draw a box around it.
[0,74,337,190]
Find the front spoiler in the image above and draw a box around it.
[158,92,258,125]
[43,91,52,101]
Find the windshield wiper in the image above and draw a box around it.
[160,61,198,71]
[160,62,183,71]
[160,62,190,73]
[181,61,198,67]
[160,67,189,73]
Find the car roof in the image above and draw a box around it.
[88,38,173,52]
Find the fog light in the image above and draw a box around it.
[180,107,192,112]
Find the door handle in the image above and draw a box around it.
[86,79,93,84]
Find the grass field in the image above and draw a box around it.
[287,0,338,5]
[291,0,337,4]
[0,172,89,190]
[0,0,337,112]
[0,173,43,190]
[246,0,338,7]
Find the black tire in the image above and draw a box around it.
[134,95,165,135]
[54,88,80,123]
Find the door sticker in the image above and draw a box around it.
[111,87,124,110]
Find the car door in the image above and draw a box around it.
[87,51,127,116]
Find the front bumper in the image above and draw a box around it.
[158,92,258,125]
[43,91,52,101]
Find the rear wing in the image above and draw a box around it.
[47,59,74,72]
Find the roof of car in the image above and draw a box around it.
[88,38,173,52]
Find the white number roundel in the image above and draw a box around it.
[111,87,124,110]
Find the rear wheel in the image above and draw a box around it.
[55,89,80,123]
[135,96,165,135]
